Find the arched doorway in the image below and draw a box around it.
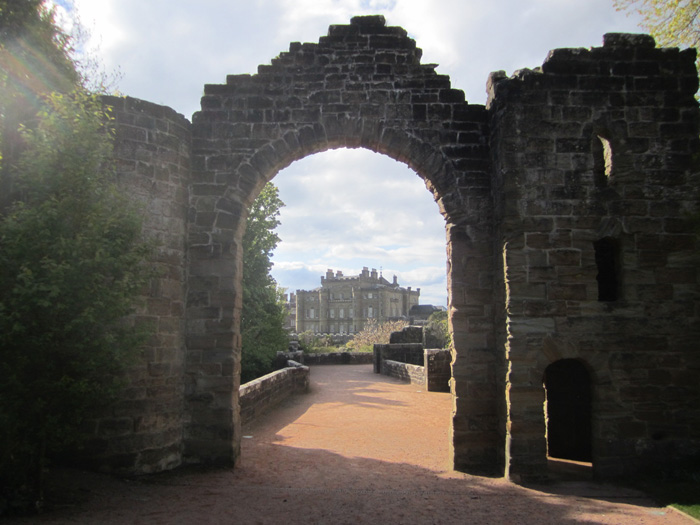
[543,359,592,463]
[184,15,497,474]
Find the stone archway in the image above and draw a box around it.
[184,15,499,474]
[101,22,700,481]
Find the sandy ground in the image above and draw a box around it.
[6,365,694,524]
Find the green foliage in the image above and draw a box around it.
[0,0,77,91]
[240,182,289,384]
[297,331,342,353]
[614,0,700,72]
[0,90,153,510]
[634,478,700,519]
[0,0,80,209]
[425,310,451,349]
[346,319,408,352]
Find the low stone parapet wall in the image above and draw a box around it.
[383,359,426,386]
[302,352,374,365]
[374,344,451,392]
[373,343,424,372]
[425,349,451,392]
[239,361,309,425]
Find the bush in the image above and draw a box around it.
[296,331,346,354]
[0,91,153,511]
[425,310,451,349]
[346,319,408,352]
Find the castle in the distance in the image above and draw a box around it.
[287,267,420,334]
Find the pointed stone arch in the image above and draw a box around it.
[184,15,498,473]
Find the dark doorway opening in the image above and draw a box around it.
[544,359,592,463]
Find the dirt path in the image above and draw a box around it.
[10,365,693,524]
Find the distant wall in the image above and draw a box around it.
[374,343,424,371]
[389,326,423,344]
[302,352,374,365]
[425,349,451,393]
[374,344,451,392]
[239,362,310,426]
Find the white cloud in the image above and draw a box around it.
[65,0,646,307]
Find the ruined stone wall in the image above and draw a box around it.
[375,345,450,391]
[382,359,425,385]
[239,363,310,425]
[187,15,494,472]
[82,96,191,474]
[425,349,451,393]
[302,352,374,365]
[389,325,423,344]
[374,343,424,368]
[86,21,700,482]
[489,34,700,479]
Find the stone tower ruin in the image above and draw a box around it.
[86,16,699,481]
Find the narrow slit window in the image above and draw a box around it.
[594,237,620,302]
[593,135,613,186]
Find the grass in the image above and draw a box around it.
[636,479,700,519]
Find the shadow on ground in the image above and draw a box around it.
[5,366,687,524]
[6,446,683,525]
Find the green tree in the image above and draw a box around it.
[614,0,700,69]
[240,182,288,383]
[0,2,153,511]
[0,90,153,512]
[0,0,79,204]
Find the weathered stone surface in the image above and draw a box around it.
[93,19,699,482]
[239,364,310,425]
[491,32,700,480]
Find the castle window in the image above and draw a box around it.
[593,134,613,186]
[594,237,620,301]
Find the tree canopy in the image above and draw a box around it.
[240,182,289,383]
[0,1,153,512]
[614,0,700,70]
[1,0,79,209]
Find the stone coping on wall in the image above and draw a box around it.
[239,362,309,426]
[296,352,375,366]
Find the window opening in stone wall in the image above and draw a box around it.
[543,359,592,463]
[593,134,613,186]
[270,148,447,337]
[594,237,620,301]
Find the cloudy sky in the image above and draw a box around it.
[63,0,645,306]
